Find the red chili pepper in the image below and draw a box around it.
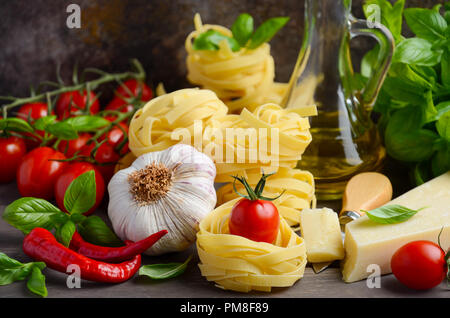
[23,228,141,283]
[69,230,168,262]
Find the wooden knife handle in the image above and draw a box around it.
[340,172,393,217]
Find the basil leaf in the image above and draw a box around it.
[139,255,192,280]
[33,115,57,131]
[193,30,240,52]
[55,220,76,247]
[361,45,379,78]
[431,144,450,177]
[0,252,45,287]
[362,205,426,224]
[248,17,289,49]
[441,48,450,88]
[382,77,428,105]
[78,216,122,247]
[445,11,450,25]
[231,13,254,47]
[65,115,109,132]
[404,8,447,42]
[70,213,87,224]
[385,128,439,162]
[423,90,438,124]
[363,0,404,43]
[46,121,78,140]
[63,170,96,214]
[436,111,450,140]
[392,38,441,66]
[413,161,431,186]
[0,118,33,133]
[3,198,64,234]
[26,266,47,298]
[434,101,450,121]
[389,63,434,90]
[0,252,25,269]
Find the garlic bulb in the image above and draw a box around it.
[108,144,217,255]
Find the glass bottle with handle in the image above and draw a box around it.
[283,0,394,200]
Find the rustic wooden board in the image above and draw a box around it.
[0,181,447,298]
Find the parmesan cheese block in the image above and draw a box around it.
[342,171,450,283]
[299,208,345,263]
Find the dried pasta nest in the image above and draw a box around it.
[196,198,307,293]
[127,87,317,183]
[185,13,288,113]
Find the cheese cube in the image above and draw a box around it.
[299,208,345,263]
[342,172,450,283]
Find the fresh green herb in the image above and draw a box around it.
[0,117,33,133]
[3,198,67,234]
[63,170,96,214]
[247,17,290,49]
[193,30,240,52]
[139,255,193,280]
[77,215,122,247]
[2,172,121,247]
[392,38,441,66]
[231,13,254,47]
[361,204,426,224]
[403,8,447,42]
[193,14,289,52]
[64,115,110,132]
[33,115,57,131]
[45,121,78,140]
[26,266,48,298]
[0,252,47,297]
[55,220,76,248]
[359,0,450,185]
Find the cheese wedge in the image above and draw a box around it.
[342,171,450,283]
[299,208,345,263]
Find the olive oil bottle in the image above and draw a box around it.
[283,0,394,199]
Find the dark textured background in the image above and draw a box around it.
[0,0,442,101]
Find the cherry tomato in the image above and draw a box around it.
[391,240,447,290]
[55,91,100,119]
[16,102,50,150]
[105,96,134,114]
[99,122,129,155]
[229,198,280,243]
[79,143,120,183]
[54,162,105,216]
[0,136,27,183]
[115,79,152,101]
[16,147,67,200]
[57,133,92,158]
[16,102,49,121]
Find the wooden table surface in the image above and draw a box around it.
[0,174,447,298]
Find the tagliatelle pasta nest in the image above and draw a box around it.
[196,198,307,293]
[128,88,228,156]
[216,167,316,229]
[127,88,316,182]
[185,13,288,113]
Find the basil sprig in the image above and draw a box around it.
[77,215,122,247]
[0,252,47,297]
[3,171,121,247]
[0,117,33,133]
[359,0,450,185]
[361,204,426,224]
[63,170,97,215]
[45,115,109,140]
[139,255,192,280]
[193,13,289,52]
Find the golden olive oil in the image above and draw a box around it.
[297,110,386,200]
